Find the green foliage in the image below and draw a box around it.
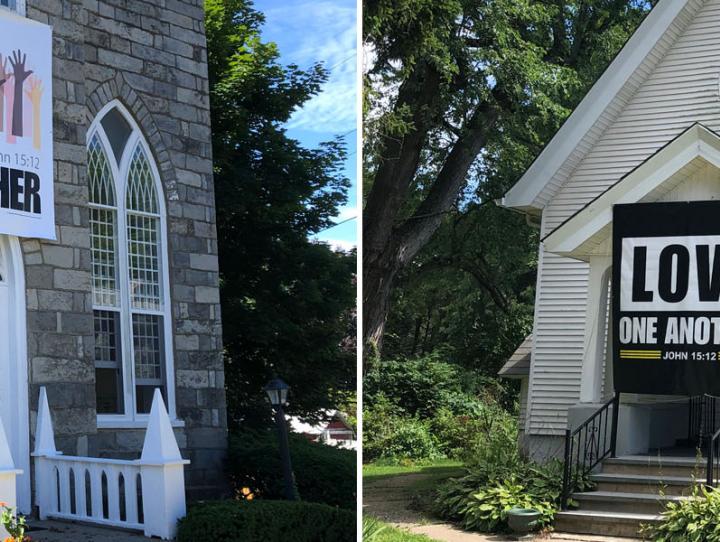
[177,500,356,542]
[364,354,519,463]
[364,355,465,418]
[364,0,654,360]
[431,403,518,465]
[380,418,441,462]
[362,518,437,541]
[382,205,537,375]
[642,485,720,542]
[362,516,388,541]
[436,476,555,533]
[434,435,591,534]
[228,430,356,509]
[205,0,355,427]
[434,461,566,533]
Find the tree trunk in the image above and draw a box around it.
[363,99,500,355]
[363,244,400,356]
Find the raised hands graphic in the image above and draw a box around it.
[9,50,32,137]
[0,55,10,133]
[0,54,8,90]
[25,76,42,150]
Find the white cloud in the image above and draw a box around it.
[262,1,357,133]
[336,205,357,222]
[314,238,357,253]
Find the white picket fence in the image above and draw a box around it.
[32,387,190,539]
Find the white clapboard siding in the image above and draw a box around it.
[519,378,529,429]
[531,1,702,211]
[528,0,720,435]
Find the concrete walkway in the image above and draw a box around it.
[27,520,147,541]
[364,472,642,542]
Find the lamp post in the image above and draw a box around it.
[264,377,298,501]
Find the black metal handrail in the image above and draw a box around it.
[689,395,718,449]
[561,394,619,509]
[706,426,720,487]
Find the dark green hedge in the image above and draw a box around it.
[177,500,356,542]
[228,430,356,509]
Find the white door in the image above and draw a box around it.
[0,236,30,513]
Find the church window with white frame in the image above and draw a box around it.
[88,102,175,423]
[0,0,25,15]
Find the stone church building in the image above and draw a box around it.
[0,0,227,518]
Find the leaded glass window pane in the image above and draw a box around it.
[132,313,163,381]
[100,107,132,166]
[127,213,161,310]
[90,208,119,307]
[94,310,124,414]
[126,146,158,214]
[88,135,115,207]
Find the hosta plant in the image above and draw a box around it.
[435,476,555,533]
[641,484,720,542]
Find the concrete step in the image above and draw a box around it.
[571,490,686,514]
[603,456,706,478]
[590,472,700,495]
[554,510,661,538]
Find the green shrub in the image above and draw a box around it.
[436,476,555,532]
[363,355,519,463]
[380,417,440,462]
[434,459,586,533]
[363,393,401,461]
[364,355,464,418]
[228,430,356,509]
[177,500,356,542]
[641,485,720,542]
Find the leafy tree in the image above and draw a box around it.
[206,0,356,427]
[382,203,536,374]
[363,0,654,352]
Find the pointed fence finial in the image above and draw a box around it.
[34,387,57,456]
[141,389,182,464]
[140,389,189,540]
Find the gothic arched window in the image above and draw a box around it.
[88,102,175,422]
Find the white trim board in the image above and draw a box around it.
[543,123,720,260]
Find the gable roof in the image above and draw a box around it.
[498,334,532,379]
[543,123,720,260]
[499,0,702,214]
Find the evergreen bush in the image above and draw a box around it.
[177,500,356,542]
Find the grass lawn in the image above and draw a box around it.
[364,519,440,542]
[363,459,465,484]
[364,459,466,518]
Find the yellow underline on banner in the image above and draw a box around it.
[620,350,662,359]
[621,355,662,359]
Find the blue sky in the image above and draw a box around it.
[254,0,358,251]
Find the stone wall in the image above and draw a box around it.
[23,0,227,499]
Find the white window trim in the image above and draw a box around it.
[89,100,180,428]
[0,0,26,16]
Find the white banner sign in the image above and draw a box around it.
[0,12,53,240]
[620,235,720,312]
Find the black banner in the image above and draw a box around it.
[613,201,720,395]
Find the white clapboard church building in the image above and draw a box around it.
[500,0,720,536]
